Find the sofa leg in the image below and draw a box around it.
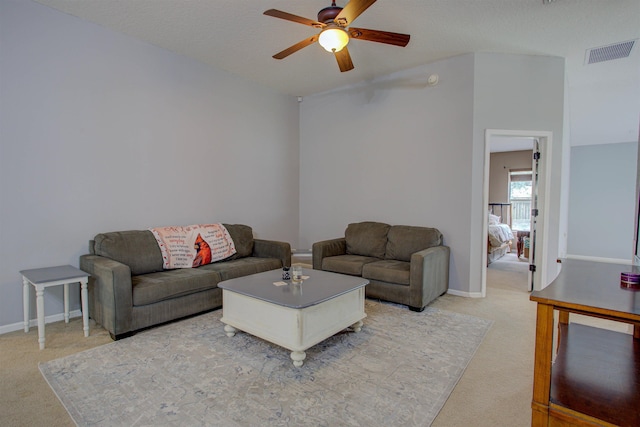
[111,331,134,341]
[409,305,425,312]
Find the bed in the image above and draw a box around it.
[487,205,514,264]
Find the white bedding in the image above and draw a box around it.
[488,223,514,248]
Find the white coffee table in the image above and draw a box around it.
[20,265,90,350]
[219,269,368,367]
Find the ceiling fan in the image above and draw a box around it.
[264,0,410,72]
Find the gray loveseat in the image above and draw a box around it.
[312,221,449,312]
[79,224,290,339]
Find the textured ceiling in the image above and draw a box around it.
[33,0,640,144]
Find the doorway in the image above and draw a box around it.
[481,129,553,297]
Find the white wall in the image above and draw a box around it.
[472,54,566,292]
[0,2,581,331]
[0,0,299,330]
[299,55,475,293]
[300,53,566,295]
[567,142,638,261]
[570,74,640,147]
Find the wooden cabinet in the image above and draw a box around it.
[530,260,640,427]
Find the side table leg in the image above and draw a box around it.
[517,233,523,258]
[80,279,89,337]
[531,303,554,425]
[351,320,363,332]
[35,286,45,350]
[23,278,30,333]
[63,283,69,323]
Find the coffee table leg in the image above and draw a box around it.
[291,351,306,367]
[224,324,237,337]
[352,320,363,332]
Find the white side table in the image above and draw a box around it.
[20,265,90,350]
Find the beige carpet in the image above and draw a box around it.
[0,255,535,426]
[432,253,535,426]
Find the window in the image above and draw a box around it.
[509,170,532,231]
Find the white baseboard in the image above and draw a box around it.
[446,289,484,298]
[292,250,312,266]
[0,309,82,336]
[564,254,631,265]
[292,250,312,257]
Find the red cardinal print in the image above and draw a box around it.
[192,234,212,267]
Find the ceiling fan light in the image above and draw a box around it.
[319,27,349,52]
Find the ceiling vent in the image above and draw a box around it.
[585,40,636,65]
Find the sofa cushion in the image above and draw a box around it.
[222,224,254,259]
[132,268,221,306]
[321,254,379,276]
[93,230,164,275]
[362,259,410,285]
[385,226,443,262]
[345,221,391,259]
[200,256,282,281]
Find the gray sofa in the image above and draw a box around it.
[312,221,450,312]
[79,224,290,339]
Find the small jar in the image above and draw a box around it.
[282,266,291,280]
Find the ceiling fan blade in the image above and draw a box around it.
[264,9,325,28]
[348,27,410,47]
[272,35,319,60]
[334,47,354,72]
[335,0,377,26]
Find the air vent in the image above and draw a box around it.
[585,40,636,64]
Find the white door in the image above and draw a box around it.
[528,139,541,292]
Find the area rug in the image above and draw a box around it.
[40,300,492,426]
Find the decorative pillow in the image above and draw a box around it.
[222,224,254,259]
[345,221,391,259]
[93,230,164,275]
[385,226,443,262]
[488,214,501,225]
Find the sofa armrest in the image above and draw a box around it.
[312,238,347,270]
[409,246,450,310]
[253,239,292,268]
[79,254,133,338]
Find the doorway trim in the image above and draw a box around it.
[482,129,553,297]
